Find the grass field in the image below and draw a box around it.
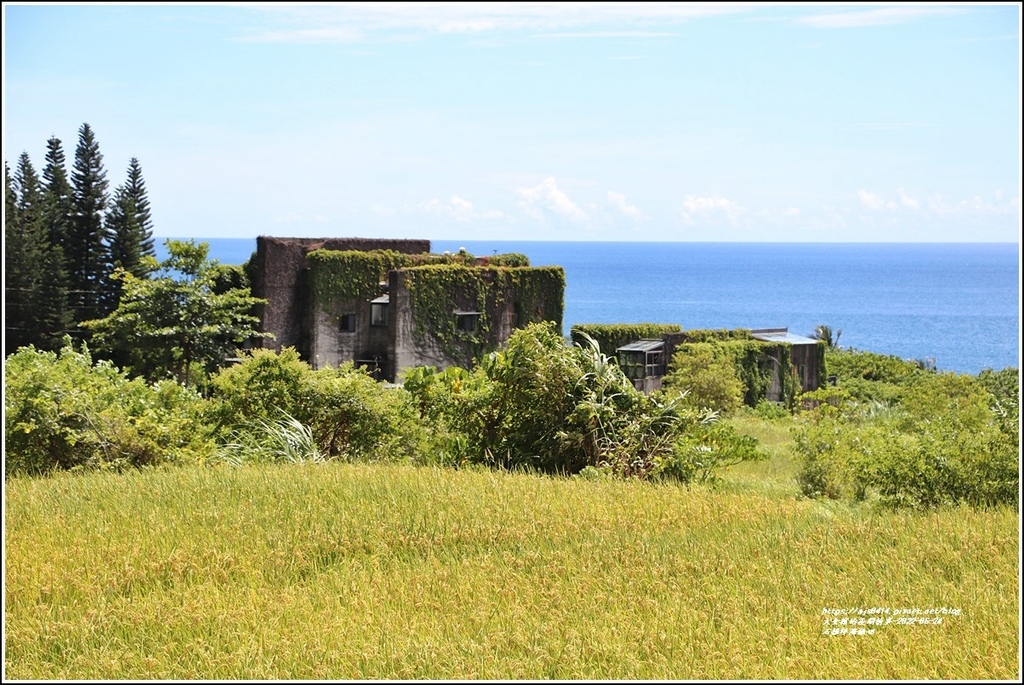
[4,417,1020,680]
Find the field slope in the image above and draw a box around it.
[4,462,1019,680]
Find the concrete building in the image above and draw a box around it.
[249,236,565,381]
[614,327,823,402]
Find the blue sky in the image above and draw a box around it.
[3,2,1020,242]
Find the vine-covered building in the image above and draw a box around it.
[249,237,565,381]
[571,323,823,404]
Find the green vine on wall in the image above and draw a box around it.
[404,264,565,363]
[570,323,683,357]
[671,338,798,407]
[308,249,412,304]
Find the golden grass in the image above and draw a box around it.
[4,458,1020,680]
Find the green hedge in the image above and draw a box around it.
[570,323,683,357]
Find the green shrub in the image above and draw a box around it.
[753,399,790,421]
[661,343,745,415]
[793,371,1018,508]
[405,323,764,482]
[208,349,427,463]
[4,343,212,476]
[658,420,765,484]
[206,347,311,435]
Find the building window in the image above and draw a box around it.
[370,303,389,327]
[455,311,480,332]
[339,313,356,332]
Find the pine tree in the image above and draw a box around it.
[68,123,111,332]
[39,136,74,346]
[124,157,155,265]
[42,137,74,248]
[5,161,31,354]
[104,185,144,302]
[5,154,47,354]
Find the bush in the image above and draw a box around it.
[662,343,745,415]
[207,349,427,463]
[405,323,764,482]
[4,343,212,476]
[793,371,1018,508]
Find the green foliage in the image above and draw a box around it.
[570,323,683,357]
[668,339,797,408]
[404,323,763,482]
[404,264,565,363]
[977,367,1020,446]
[207,349,427,463]
[826,347,929,385]
[661,421,764,484]
[84,239,269,386]
[217,413,325,466]
[679,328,753,343]
[483,252,530,267]
[793,371,1018,508]
[308,249,414,303]
[4,342,212,476]
[661,342,746,414]
[754,399,791,421]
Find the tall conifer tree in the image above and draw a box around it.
[5,154,48,353]
[124,157,155,264]
[104,186,144,309]
[5,161,33,354]
[68,123,110,331]
[39,136,74,345]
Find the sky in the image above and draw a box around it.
[2,2,1021,242]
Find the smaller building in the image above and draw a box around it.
[615,326,823,404]
[749,328,822,400]
[617,339,668,394]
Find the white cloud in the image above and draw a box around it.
[420,194,504,222]
[897,188,919,210]
[799,6,963,29]
[858,190,886,210]
[517,177,588,222]
[607,190,643,219]
[927,192,1021,217]
[237,3,754,43]
[680,194,745,224]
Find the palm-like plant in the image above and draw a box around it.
[813,324,842,349]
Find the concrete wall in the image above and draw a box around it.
[251,236,430,358]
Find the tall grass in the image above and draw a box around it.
[5,462,1018,680]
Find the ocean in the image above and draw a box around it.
[157,238,1020,375]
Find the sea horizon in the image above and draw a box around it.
[155,237,1020,376]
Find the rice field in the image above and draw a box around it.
[4,452,1019,680]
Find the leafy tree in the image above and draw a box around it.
[68,123,111,331]
[84,239,270,387]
